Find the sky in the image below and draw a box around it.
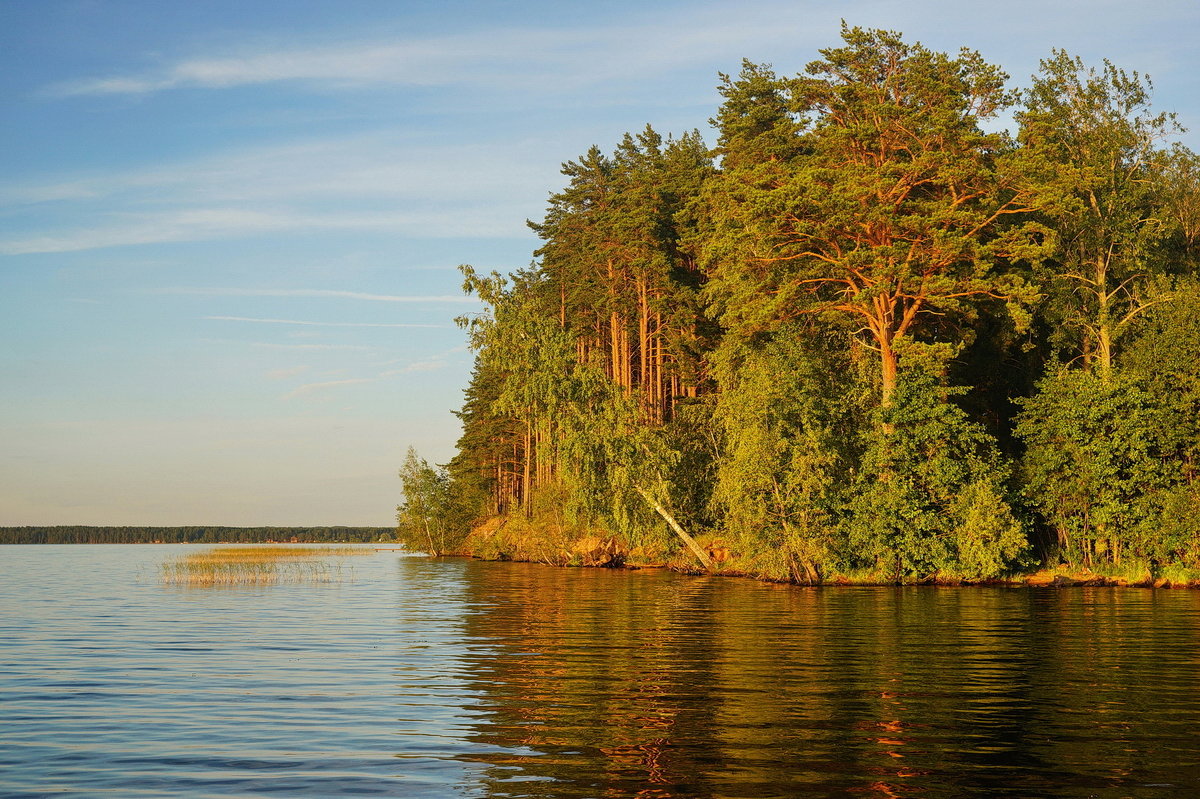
[3,0,1199,527]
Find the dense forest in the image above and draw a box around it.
[1,527,394,544]
[398,26,1200,584]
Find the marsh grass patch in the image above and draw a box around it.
[161,545,371,585]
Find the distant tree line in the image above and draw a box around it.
[0,527,395,545]
[398,26,1200,583]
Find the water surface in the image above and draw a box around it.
[2,545,1199,797]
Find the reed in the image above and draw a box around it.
[161,545,369,585]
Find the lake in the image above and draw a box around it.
[2,545,1199,797]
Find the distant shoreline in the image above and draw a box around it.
[0,526,395,545]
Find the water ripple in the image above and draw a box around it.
[4,548,1200,796]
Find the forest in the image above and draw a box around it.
[397,26,1200,584]
[0,527,394,545]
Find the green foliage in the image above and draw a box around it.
[708,324,857,581]
[1122,279,1200,390]
[434,27,1200,582]
[396,447,455,555]
[1142,485,1200,567]
[1159,145,1200,269]
[699,26,1039,405]
[1015,369,1192,564]
[1016,50,1180,376]
[1158,562,1200,586]
[843,372,1027,581]
[555,361,679,548]
[659,397,721,533]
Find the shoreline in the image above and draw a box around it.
[447,518,1200,588]
[448,551,1200,589]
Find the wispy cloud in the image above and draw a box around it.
[0,204,527,255]
[47,9,822,99]
[0,134,553,254]
[374,344,467,368]
[158,287,477,303]
[0,209,296,255]
[379,359,447,377]
[284,377,374,399]
[251,342,370,351]
[1,134,552,208]
[282,354,451,401]
[206,315,447,328]
[266,365,311,380]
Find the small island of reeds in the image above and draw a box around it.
[161,545,372,586]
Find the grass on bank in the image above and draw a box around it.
[456,514,1200,587]
[161,545,370,585]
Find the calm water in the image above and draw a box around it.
[3,546,1200,797]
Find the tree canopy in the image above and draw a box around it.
[401,27,1200,584]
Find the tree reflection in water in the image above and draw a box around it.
[438,560,1200,798]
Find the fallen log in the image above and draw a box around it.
[636,486,713,572]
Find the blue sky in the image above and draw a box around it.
[3,0,1199,527]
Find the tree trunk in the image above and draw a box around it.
[880,336,898,408]
[609,311,620,382]
[636,486,713,572]
[522,424,532,517]
[638,279,649,395]
[423,516,437,557]
[879,335,899,438]
[1095,257,1113,383]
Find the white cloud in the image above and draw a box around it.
[46,10,821,99]
[3,134,553,207]
[0,203,529,255]
[379,359,446,377]
[374,344,467,368]
[0,134,553,254]
[266,365,311,380]
[284,377,374,399]
[156,287,479,303]
[205,315,447,328]
[251,342,370,351]
[16,2,1197,260]
[0,208,294,255]
[282,355,450,401]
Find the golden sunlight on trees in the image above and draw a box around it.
[407,26,1200,584]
